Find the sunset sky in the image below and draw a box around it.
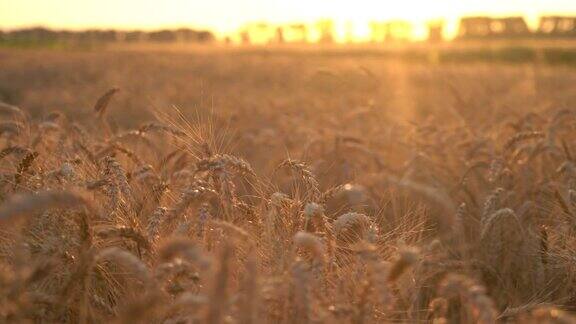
[2,0,576,39]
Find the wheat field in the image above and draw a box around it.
[1,47,576,323]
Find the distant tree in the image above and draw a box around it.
[370,21,412,43]
[275,27,285,44]
[369,22,387,43]
[11,28,58,44]
[147,30,178,42]
[427,21,444,43]
[316,19,334,44]
[386,21,412,41]
[196,31,215,43]
[123,31,147,42]
[240,31,250,44]
[290,24,308,43]
[173,28,214,43]
[272,24,307,44]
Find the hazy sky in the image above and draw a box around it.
[2,0,576,34]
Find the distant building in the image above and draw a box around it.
[538,16,576,36]
[458,17,492,38]
[497,17,530,36]
[458,16,530,39]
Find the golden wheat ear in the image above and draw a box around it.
[94,88,120,119]
[94,87,120,138]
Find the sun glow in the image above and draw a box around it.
[232,0,464,43]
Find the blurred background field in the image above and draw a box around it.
[2,44,576,173]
